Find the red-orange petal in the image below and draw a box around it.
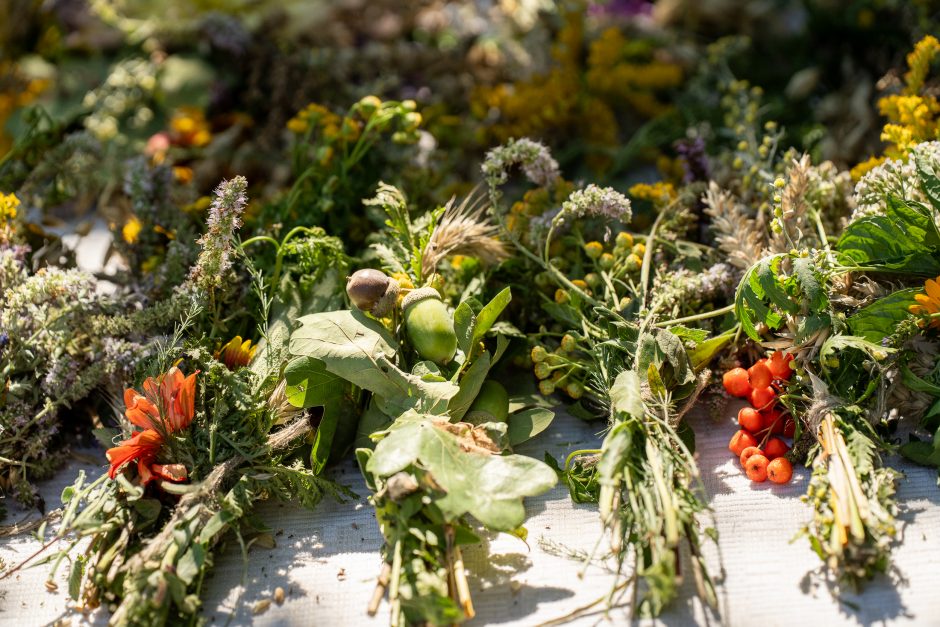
[124,389,161,430]
[106,429,163,480]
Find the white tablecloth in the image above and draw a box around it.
[3,403,940,626]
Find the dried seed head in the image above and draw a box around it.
[346,269,400,317]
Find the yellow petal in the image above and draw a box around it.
[926,279,940,302]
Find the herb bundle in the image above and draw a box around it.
[285,184,556,624]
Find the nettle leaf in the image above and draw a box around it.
[735,256,786,341]
[735,254,827,341]
[366,414,556,530]
[757,256,798,315]
[847,289,919,343]
[819,334,895,372]
[791,256,827,311]
[837,195,940,275]
[794,313,831,344]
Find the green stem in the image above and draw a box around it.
[565,449,602,471]
[240,235,279,249]
[653,303,736,328]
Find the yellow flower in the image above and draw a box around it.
[170,107,212,147]
[910,276,940,329]
[583,241,604,259]
[850,155,886,182]
[172,166,194,184]
[904,35,940,95]
[286,117,309,134]
[216,336,258,370]
[628,182,676,206]
[0,192,20,221]
[122,217,142,244]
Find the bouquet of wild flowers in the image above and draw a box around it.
[1,175,358,624]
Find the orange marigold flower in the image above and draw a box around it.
[216,336,257,370]
[106,367,199,484]
[910,275,940,328]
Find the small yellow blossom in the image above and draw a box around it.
[286,117,309,134]
[122,216,142,244]
[172,166,194,184]
[0,192,20,221]
[628,182,677,206]
[170,107,212,147]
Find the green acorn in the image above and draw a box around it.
[402,287,457,364]
[465,380,509,424]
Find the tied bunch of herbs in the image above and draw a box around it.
[285,183,557,625]
[484,138,729,618]
[732,143,940,586]
[1,177,357,624]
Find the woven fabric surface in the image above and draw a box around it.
[2,403,939,626]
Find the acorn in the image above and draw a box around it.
[346,269,400,317]
[401,287,457,364]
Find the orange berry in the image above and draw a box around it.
[739,445,763,466]
[745,454,770,482]
[749,386,776,411]
[723,368,752,398]
[783,416,796,438]
[748,361,773,390]
[768,351,793,380]
[763,437,790,460]
[737,407,763,432]
[767,457,793,484]
[761,408,783,434]
[729,429,758,457]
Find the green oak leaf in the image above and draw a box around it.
[366,413,556,530]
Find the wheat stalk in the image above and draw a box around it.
[702,182,766,269]
[422,190,510,277]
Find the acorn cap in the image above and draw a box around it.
[371,281,400,317]
[401,286,441,311]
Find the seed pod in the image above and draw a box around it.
[346,269,400,317]
[401,287,457,364]
[466,380,509,424]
